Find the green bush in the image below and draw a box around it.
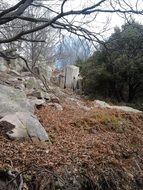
[78,21,143,105]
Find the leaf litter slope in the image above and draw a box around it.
[0,99,143,186]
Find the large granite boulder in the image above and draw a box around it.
[111,105,142,113]
[0,112,49,141]
[94,100,142,113]
[0,84,34,116]
[94,100,110,108]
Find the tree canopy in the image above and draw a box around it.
[78,21,143,105]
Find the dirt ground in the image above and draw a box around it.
[0,97,143,189]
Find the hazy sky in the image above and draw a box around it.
[59,0,143,38]
[4,0,143,39]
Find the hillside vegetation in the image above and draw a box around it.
[77,21,143,110]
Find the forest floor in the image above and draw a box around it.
[0,90,143,189]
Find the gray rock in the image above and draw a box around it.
[27,90,51,103]
[49,94,60,103]
[0,112,49,141]
[0,84,34,116]
[50,86,66,97]
[9,58,26,72]
[27,90,43,99]
[42,91,51,101]
[21,72,31,77]
[110,105,142,113]
[6,77,25,90]
[24,77,42,90]
[94,100,142,113]
[0,57,8,72]
[7,69,21,76]
[29,97,46,107]
[94,100,110,108]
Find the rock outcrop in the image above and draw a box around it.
[94,100,142,113]
[0,84,34,117]
[0,112,49,141]
[0,83,49,142]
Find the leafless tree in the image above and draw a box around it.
[0,0,143,44]
[19,6,56,69]
[0,0,143,89]
[0,0,143,67]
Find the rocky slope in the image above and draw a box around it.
[0,68,142,189]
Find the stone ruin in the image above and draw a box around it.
[52,65,83,94]
[65,65,79,89]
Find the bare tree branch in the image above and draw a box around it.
[0,0,143,44]
[0,0,34,25]
[61,0,68,13]
[0,0,27,18]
